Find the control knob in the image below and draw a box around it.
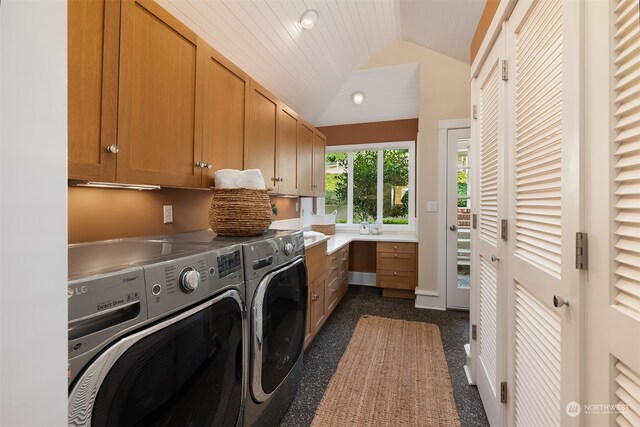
[283,242,294,256]
[179,267,200,293]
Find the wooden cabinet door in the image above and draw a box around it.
[304,282,312,348]
[312,130,326,196]
[276,104,299,195]
[246,80,277,190]
[68,0,120,181]
[201,47,248,187]
[311,276,327,331]
[297,120,314,196]
[116,0,203,187]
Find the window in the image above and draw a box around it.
[323,141,415,230]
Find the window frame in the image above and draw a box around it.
[321,141,416,232]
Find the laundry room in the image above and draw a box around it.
[1,0,639,426]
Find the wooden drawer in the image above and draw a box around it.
[325,274,340,314]
[339,270,348,298]
[377,242,416,254]
[338,246,349,275]
[327,252,339,270]
[376,252,416,272]
[376,270,416,290]
[306,242,327,284]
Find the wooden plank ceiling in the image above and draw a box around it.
[158,0,485,126]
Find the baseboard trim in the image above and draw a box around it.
[414,290,445,310]
[349,271,376,287]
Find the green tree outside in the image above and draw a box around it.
[325,149,410,224]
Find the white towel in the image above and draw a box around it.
[238,169,266,190]
[214,169,242,189]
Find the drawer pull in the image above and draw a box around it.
[394,245,398,250]
[394,254,398,258]
[393,272,397,276]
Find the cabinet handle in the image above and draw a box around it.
[394,245,398,250]
[196,161,208,168]
[106,144,119,154]
[393,272,397,276]
[311,293,319,301]
[206,163,213,169]
[394,254,398,259]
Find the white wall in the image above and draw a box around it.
[0,1,68,424]
[360,40,471,309]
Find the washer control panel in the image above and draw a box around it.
[144,246,243,319]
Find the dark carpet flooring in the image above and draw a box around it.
[279,285,489,427]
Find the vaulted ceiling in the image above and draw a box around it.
[158,0,485,125]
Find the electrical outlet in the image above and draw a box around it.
[163,205,173,224]
[295,202,299,212]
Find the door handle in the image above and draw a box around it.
[553,296,569,308]
[491,255,500,262]
[449,225,458,231]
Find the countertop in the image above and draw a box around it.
[304,231,418,255]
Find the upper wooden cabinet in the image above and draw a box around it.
[69,0,326,191]
[201,47,249,187]
[246,80,278,190]
[298,120,314,196]
[276,104,299,195]
[68,0,120,181]
[116,0,204,187]
[312,130,326,196]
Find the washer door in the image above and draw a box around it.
[68,290,246,427]
[252,257,308,402]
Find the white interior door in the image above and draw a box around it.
[505,1,583,425]
[447,127,472,310]
[474,30,507,427]
[581,1,640,424]
[608,1,640,423]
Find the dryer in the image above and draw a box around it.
[144,229,308,427]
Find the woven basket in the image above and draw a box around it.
[208,188,272,236]
[311,223,335,235]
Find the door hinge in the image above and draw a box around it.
[471,324,477,340]
[501,219,508,241]
[472,104,477,120]
[576,232,588,270]
[501,60,508,81]
[500,381,508,403]
[472,214,478,229]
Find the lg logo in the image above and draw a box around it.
[68,286,88,299]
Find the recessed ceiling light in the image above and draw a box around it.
[300,10,318,30]
[351,91,365,105]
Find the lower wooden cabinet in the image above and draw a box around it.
[376,242,417,299]
[304,242,349,348]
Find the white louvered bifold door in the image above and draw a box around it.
[506,0,584,425]
[609,0,640,425]
[474,30,507,427]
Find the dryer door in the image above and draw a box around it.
[251,257,308,402]
[68,290,246,427]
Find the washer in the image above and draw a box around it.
[145,229,308,427]
[67,239,247,427]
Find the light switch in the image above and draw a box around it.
[427,201,438,212]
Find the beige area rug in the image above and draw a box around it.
[311,316,461,427]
